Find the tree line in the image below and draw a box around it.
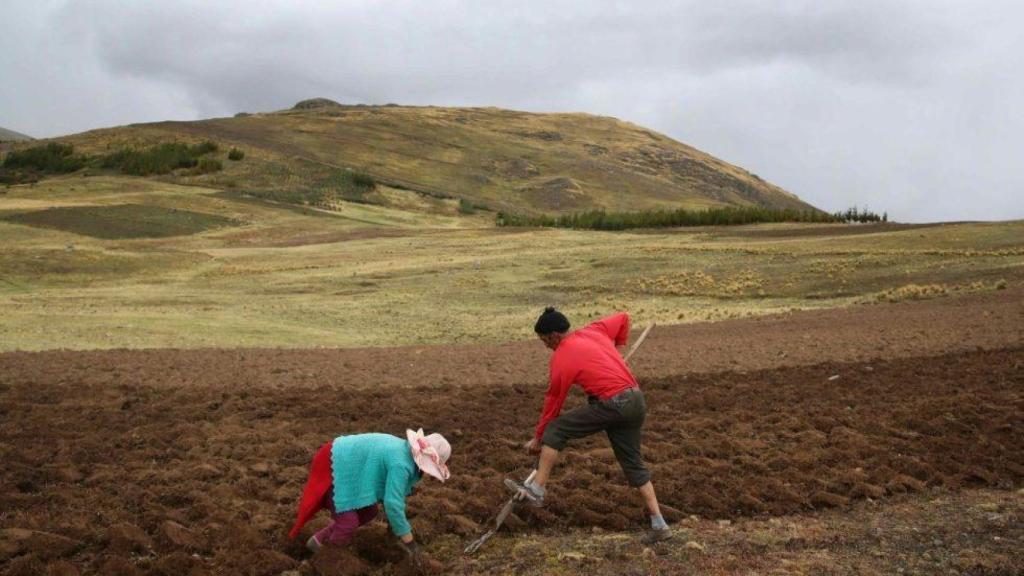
[496,205,887,230]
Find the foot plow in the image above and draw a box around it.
[464,470,537,555]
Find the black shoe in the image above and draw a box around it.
[641,527,673,545]
[503,478,546,507]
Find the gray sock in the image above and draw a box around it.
[650,514,668,530]
[526,482,546,496]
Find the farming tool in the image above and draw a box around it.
[463,323,655,555]
[624,322,654,363]
[463,469,537,554]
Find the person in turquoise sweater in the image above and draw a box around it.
[290,428,451,566]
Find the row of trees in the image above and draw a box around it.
[496,205,887,230]
[833,206,887,223]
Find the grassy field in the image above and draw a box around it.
[0,175,1021,351]
[0,203,238,239]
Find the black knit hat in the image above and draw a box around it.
[534,307,570,335]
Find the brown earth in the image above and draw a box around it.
[1,290,1022,575]
[472,488,1024,576]
[0,284,1019,392]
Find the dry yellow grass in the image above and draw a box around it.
[16,103,814,216]
[1,175,1022,351]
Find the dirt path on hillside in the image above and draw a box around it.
[2,343,1021,575]
[1,286,1019,392]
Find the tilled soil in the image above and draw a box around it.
[472,488,1024,576]
[1,342,1021,575]
[1,285,1020,392]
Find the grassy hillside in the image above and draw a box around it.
[0,174,1020,350]
[22,102,816,216]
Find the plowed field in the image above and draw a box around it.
[2,335,1021,574]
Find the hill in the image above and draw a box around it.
[36,102,816,215]
[0,126,33,143]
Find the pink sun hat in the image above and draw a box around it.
[406,428,451,482]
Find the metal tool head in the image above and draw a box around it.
[464,470,538,555]
[464,529,495,554]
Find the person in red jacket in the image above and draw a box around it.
[506,307,672,544]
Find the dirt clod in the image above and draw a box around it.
[310,546,371,576]
[107,523,153,554]
[159,521,206,551]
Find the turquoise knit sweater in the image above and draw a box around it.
[330,433,421,536]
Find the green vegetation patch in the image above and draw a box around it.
[242,168,377,207]
[0,204,239,239]
[497,206,886,230]
[498,206,838,230]
[0,143,87,184]
[100,141,220,176]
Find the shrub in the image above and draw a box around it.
[875,284,948,303]
[101,143,197,176]
[189,141,218,156]
[351,171,376,189]
[458,198,476,214]
[100,141,220,176]
[194,158,223,174]
[2,142,86,173]
[227,148,245,161]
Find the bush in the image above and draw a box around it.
[194,158,223,174]
[351,171,376,189]
[2,142,86,173]
[189,141,218,156]
[458,198,476,214]
[102,143,197,176]
[875,284,947,303]
[227,148,245,161]
[100,141,221,176]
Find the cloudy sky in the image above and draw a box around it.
[2,0,1021,222]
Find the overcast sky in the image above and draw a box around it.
[2,1,1021,222]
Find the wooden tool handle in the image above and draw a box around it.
[623,322,655,363]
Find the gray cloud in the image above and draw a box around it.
[2,0,1021,221]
